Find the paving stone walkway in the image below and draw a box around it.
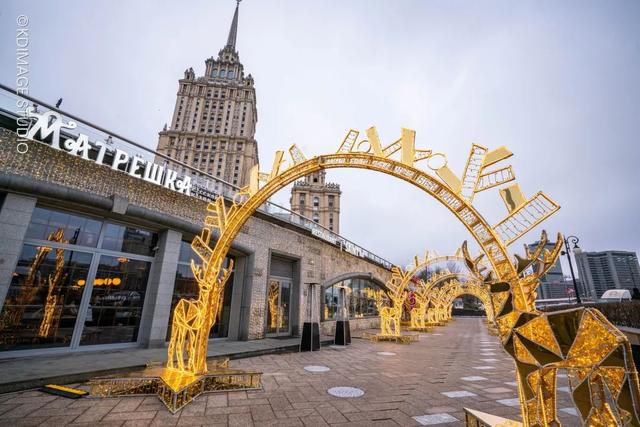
[0,318,580,426]
[0,337,333,393]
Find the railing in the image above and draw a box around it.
[0,83,393,270]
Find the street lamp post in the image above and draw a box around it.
[562,235,582,304]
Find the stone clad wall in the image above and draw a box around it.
[0,130,392,341]
[232,216,391,339]
[0,129,206,225]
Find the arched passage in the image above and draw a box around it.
[321,272,388,291]
[433,280,493,323]
[403,255,493,326]
[321,272,388,322]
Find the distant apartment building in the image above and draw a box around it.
[574,250,640,298]
[527,240,566,299]
[290,170,341,233]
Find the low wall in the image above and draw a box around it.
[541,301,640,329]
[321,317,380,336]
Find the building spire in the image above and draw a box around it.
[226,0,240,50]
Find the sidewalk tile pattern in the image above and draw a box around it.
[0,318,579,426]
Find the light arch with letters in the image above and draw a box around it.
[168,126,640,426]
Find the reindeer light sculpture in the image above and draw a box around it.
[91,198,261,413]
[409,280,430,331]
[363,264,422,343]
[463,231,640,426]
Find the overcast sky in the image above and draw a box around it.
[1,0,639,271]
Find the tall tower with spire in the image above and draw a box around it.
[156,1,258,188]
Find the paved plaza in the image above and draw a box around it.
[0,318,580,426]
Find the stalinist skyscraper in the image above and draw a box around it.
[156,1,258,188]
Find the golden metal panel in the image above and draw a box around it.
[493,192,561,246]
[336,130,359,153]
[476,166,516,192]
[435,164,462,193]
[499,184,526,212]
[482,146,513,168]
[460,144,487,202]
[400,128,416,166]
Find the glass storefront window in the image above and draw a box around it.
[0,206,163,353]
[167,241,234,340]
[178,240,196,263]
[0,244,92,351]
[80,256,151,346]
[25,207,102,247]
[323,278,382,321]
[101,223,158,257]
[266,278,291,335]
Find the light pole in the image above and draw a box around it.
[561,235,582,304]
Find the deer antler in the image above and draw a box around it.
[538,233,563,277]
[461,241,486,277]
[514,230,548,275]
[190,261,205,283]
[218,258,235,287]
[513,231,563,278]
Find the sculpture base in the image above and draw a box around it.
[89,359,261,413]
[464,408,522,426]
[334,320,351,346]
[425,321,447,327]
[407,326,433,332]
[361,331,419,344]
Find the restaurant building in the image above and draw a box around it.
[0,82,394,358]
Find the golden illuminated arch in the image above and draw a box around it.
[169,127,559,375]
[166,126,640,426]
[434,279,493,322]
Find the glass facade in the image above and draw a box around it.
[80,256,151,345]
[265,278,291,335]
[25,207,102,247]
[323,278,382,321]
[0,244,92,351]
[167,241,235,340]
[101,223,157,256]
[0,206,157,352]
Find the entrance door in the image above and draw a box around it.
[266,278,291,336]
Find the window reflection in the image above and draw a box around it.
[266,279,291,335]
[323,278,382,321]
[167,242,234,340]
[25,207,102,247]
[0,235,92,351]
[80,256,150,345]
[101,223,158,256]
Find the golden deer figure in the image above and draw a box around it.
[167,198,234,375]
[367,288,387,313]
[378,266,414,336]
[409,282,429,329]
[464,231,640,426]
[426,287,449,324]
[380,293,406,336]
